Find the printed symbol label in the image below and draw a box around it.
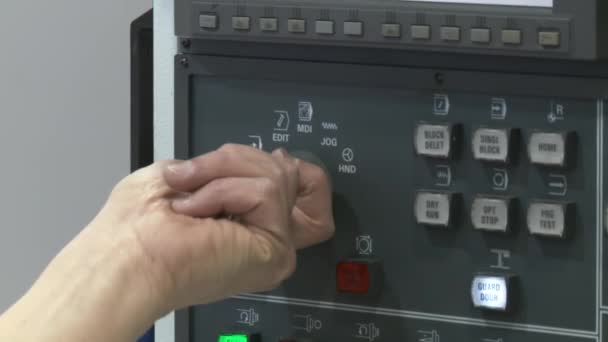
[293,314,323,333]
[236,308,259,326]
[355,323,380,341]
[321,122,339,131]
[248,136,263,150]
[483,338,504,342]
[342,148,355,162]
[417,329,440,342]
[435,165,452,187]
[547,101,565,123]
[548,174,567,196]
[298,101,314,122]
[491,98,507,120]
[321,137,338,147]
[433,94,450,116]
[274,110,290,131]
[356,235,373,256]
[492,169,509,191]
[490,249,511,270]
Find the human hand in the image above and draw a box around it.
[0,144,335,342]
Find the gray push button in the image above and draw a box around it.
[472,128,511,163]
[471,28,491,43]
[527,202,568,238]
[260,18,278,32]
[528,132,568,166]
[344,21,364,36]
[539,31,560,47]
[415,192,452,227]
[382,23,401,38]
[232,16,251,31]
[316,20,334,35]
[288,19,306,33]
[471,197,511,233]
[441,26,461,42]
[200,14,218,29]
[414,124,454,158]
[411,25,431,40]
[502,29,522,45]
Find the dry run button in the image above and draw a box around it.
[528,131,571,167]
[472,128,513,163]
[471,274,515,311]
[415,191,453,227]
[414,123,457,158]
[527,201,571,238]
[471,196,512,233]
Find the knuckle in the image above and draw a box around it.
[258,177,281,199]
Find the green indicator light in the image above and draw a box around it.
[218,334,249,342]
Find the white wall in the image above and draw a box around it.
[0,0,151,311]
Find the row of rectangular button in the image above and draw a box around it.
[200,14,560,47]
[415,192,570,238]
[415,124,570,167]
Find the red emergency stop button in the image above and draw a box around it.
[336,258,382,295]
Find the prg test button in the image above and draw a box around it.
[528,131,569,166]
[471,274,513,311]
[527,201,569,238]
[414,123,455,158]
[415,191,453,227]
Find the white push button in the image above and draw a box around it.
[471,197,510,233]
[472,128,511,163]
[200,14,218,29]
[528,132,567,166]
[415,192,452,227]
[471,275,510,311]
[527,202,568,238]
[414,124,454,158]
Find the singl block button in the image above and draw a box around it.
[199,14,218,29]
[527,201,570,238]
[414,123,456,159]
[288,19,306,33]
[471,274,515,311]
[315,20,335,35]
[232,16,251,31]
[382,23,401,38]
[344,21,364,36]
[528,131,570,167]
[471,196,512,233]
[415,191,453,227]
[472,128,512,163]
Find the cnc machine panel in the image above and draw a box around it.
[171,0,608,341]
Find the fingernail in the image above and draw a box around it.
[166,161,194,177]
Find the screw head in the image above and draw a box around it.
[180,57,189,68]
[181,39,191,49]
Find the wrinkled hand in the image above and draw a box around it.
[105,144,335,310]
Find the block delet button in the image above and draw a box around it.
[336,258,382,295]
[200,14,218,29]
[415,191,453,227]
[471,274,515,311]
[414,123,456,159]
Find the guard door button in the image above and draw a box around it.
[471,274,515,311]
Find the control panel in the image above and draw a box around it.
[169,0,608,341]
[171,54,608,341]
